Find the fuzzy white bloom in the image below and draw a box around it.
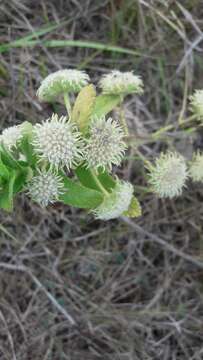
[148,152,188,198]
[28,169,64,207]
[85,116,127,171]
[0,125,22,150]
[99,70,143,96]
[32,114,84,169]
[189,90,203,120]
[189,151,203,182]
[94,181,134,220]
[37,69,90,102]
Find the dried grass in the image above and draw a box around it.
[0,0,203,359]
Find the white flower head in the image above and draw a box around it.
[148,152,188,198]
[99,70,143,96]
[28,169,64,207]
[37,69,90,102]
[85,116,127,171]
[189,151,203,182]
[94,180,134,220]
[189,90,203,120]
[0,125,23,151]
[32,114,84,169]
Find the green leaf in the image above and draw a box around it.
[123,196,142,218]
[75,165,100,191]
[59,176,103,209]
[18,122,37,166]
[72,84,96,133]
[98,171,116,191]
[19,136,37,166]
[0,170,16,211]
[13,169,28,194]
[75,165,116,192]
[0,146,22,170]
[0,162,29,211]
[92,94,121,118]
[0,154,10,180]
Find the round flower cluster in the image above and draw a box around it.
[28,170,64,207]
[148,152,188,198]
[0,125,23,150]
[99,70,143,96]
[189,90,203,120]
[37,69,90,102]
[189,151,203,182]
[85,116,127,171]
[32,114,84,170]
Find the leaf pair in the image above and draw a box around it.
[59,165,115,210]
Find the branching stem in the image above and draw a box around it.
[152,114,197,140]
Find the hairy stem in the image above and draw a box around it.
[119,101,129,136]
[63,92,71,119]
[136,149,154,171]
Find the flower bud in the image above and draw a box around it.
[94,180,134,220]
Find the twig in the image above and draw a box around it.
[0,262,76,326]
[0,309,17,360]
[122,217,203,269]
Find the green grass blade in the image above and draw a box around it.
[0,22,66,53]
[0,37,141,56]
[43,40,141,56]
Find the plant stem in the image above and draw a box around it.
[151,114,197,140]
[136,149,154,170]
[178,63,189,125]
[63,92,71,119]
[119,97,129,136]
[90,169,109,197]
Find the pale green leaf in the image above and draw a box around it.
[72,84,96,132]
[123,196,142,218]
[92,94,121,118]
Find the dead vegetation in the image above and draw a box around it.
[0,0,203,359]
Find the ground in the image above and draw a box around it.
[0,0,203,359]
